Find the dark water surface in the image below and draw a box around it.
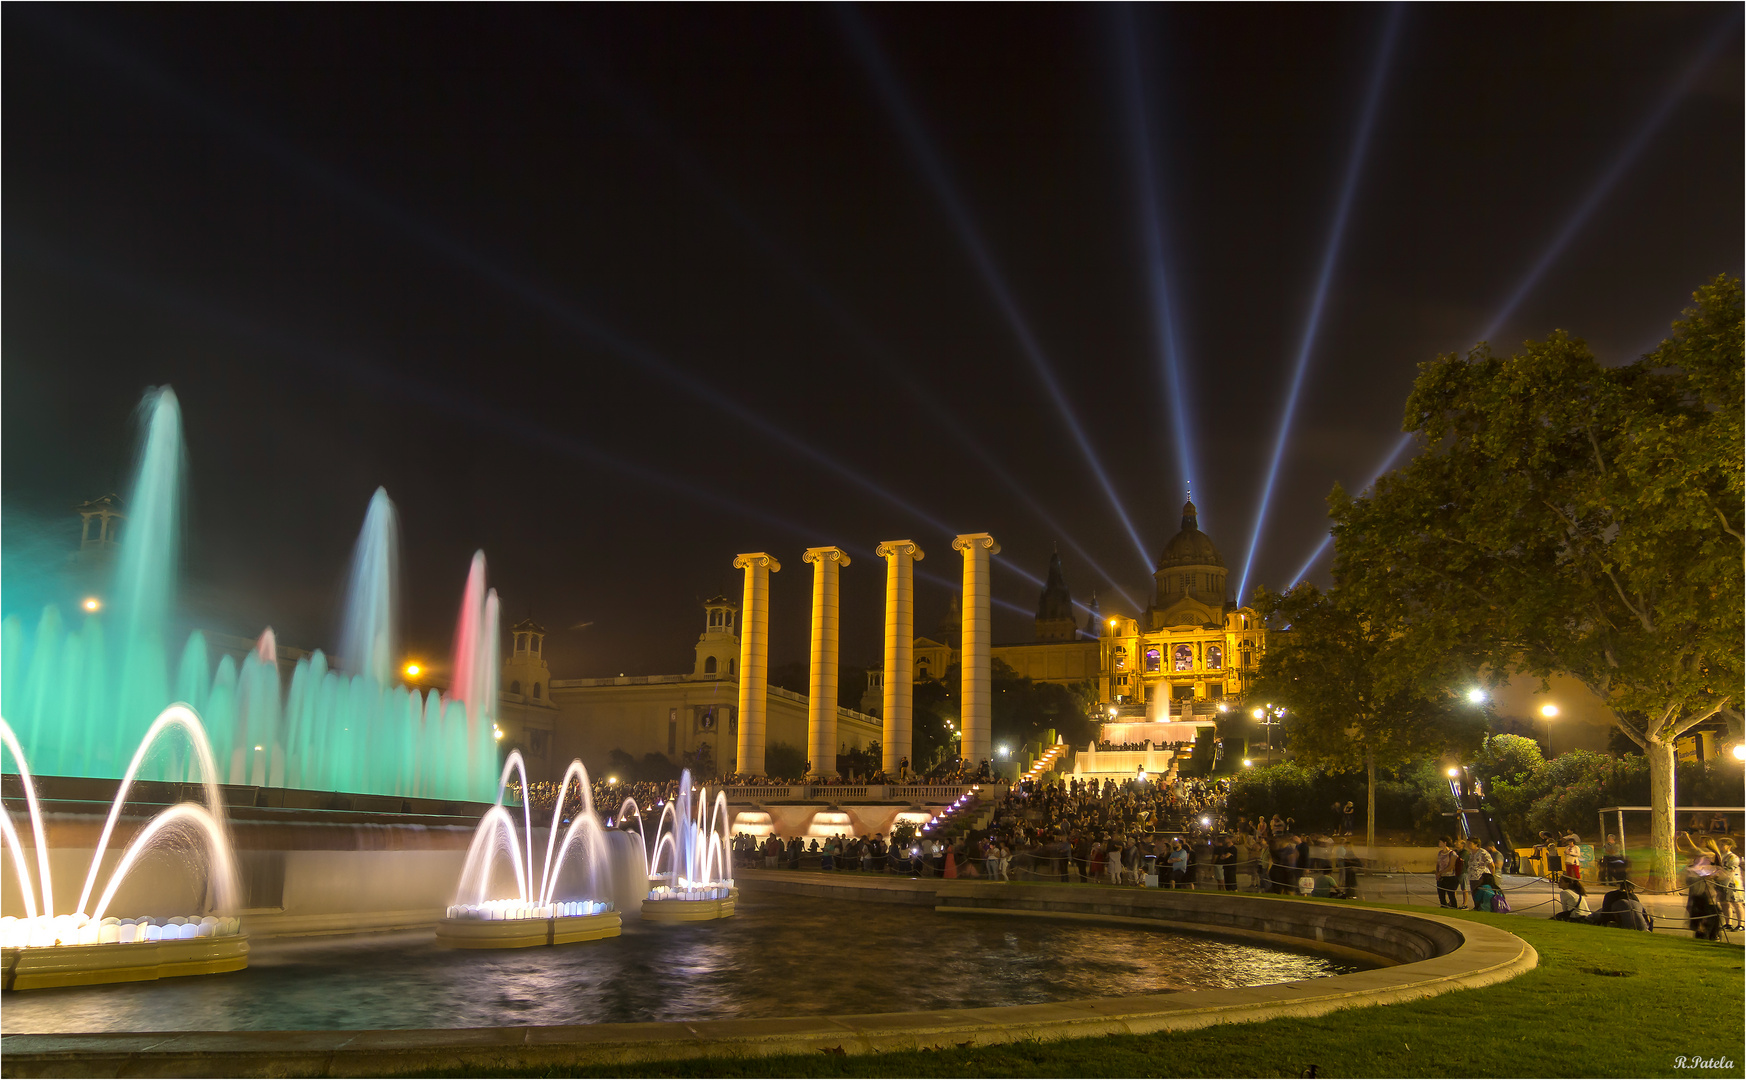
[2,893,1366,1032]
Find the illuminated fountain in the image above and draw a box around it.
[436,752,621,949]
[0,387,501,802]
[0,707,246,990]
[639,769,735,922]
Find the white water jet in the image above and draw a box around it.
[0,708,243,948]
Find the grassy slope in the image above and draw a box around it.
[429,906,1744,1080]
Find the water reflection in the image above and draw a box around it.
[1,893,1365,1033]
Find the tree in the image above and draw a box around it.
[1331,276,1744,886]
[764,740,806,781]
[1249,582,1486,853]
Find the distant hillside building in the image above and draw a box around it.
[875,501,1267,714]
[496,597,880,782]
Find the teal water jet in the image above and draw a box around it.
[1,388,497,801]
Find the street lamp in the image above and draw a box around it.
[1733,744,1745,762]
[403,662,422,679]
[1540,703,1559,759]
[82,597,102,613]
[1242,758,1252,768]
[1466,688,1488,705]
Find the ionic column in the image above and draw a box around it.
[733,552,781,777]
[802,546,850,779]
[953,532,1000,766]
[875,540,924,776]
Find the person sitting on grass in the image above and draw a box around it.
[1472,872,1501,913]
[1551,876,1590,921]
[1593,880,1650,931]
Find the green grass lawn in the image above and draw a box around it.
[423,906,1743,1080]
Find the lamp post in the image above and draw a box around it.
[1540,703,1559,759]
[1251,705,1285,766]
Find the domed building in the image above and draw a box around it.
[988,500,1265,715]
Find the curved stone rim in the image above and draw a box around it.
[0,878,1536,1078]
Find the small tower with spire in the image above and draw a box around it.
[1082,588,1103,639]
[503,618,554,706]
[1034,545,1077,642]
[693,595,739,678]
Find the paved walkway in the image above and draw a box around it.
[1345,871,1703,932]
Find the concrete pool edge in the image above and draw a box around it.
[0,876,1537,1078]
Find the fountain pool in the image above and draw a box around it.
[0,892,1370,1032]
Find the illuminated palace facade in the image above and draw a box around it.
[984,501,1266,712]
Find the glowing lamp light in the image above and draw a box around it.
[608,776,618,785]
[404,662,422,678]
[253,745,263,752]
[1466,688,1488,705]
[1252,708,1264,719]
[1242,759,1252,768]
[1540,704,1559,718]
[1446,767,1460,778]
[492,725,504,741]
[1108,707,1118,718]
[1217,702,1229,713]
[82,597,101,612]
[1200,816,1210,827]
[1734,744,1745,762]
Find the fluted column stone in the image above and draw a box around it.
[802,546,849,779]
[733,552,780,777]
[876,540,924,776]
[953,532,999,766]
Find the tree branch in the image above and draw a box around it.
[1707,496,1745,545]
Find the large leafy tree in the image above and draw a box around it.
[1331,276,1743,886]
[1250,583,1484,851]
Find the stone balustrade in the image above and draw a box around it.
[714,782,1004,804]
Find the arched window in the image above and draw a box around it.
[1113,646,1128,670]
[510,680,521,695]
[532,683,542,700]
[705,656,717,674]
[1206,645,1223,670]
[918,661,930,680]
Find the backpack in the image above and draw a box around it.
[1490,892,1512,914]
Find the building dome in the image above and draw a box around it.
[1155,501,1224,570]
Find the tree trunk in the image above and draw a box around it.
[1366,749,1376,858]
[1645,736,1677,892]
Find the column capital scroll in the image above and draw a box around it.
[801,546,851,567]
[951,532,1001,555]
[732,552,782,573]
[875,539,925,561]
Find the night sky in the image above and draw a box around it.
[5,5,1740,681]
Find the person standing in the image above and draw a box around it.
[1716,838,1743,931]
[1213,834,1238,892]
[1562,835,1583,883]
[1435,837,1461,908]
[1341,801,1355,836]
